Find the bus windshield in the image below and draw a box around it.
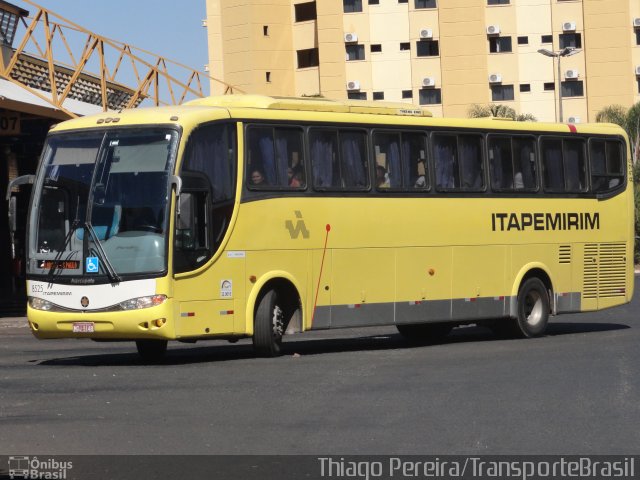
[27,128,179,281]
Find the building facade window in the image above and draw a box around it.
[402,90,413,99]
[415,0,437,8]
[297,48,319,68]
[487,0,510,4]
[541,34,552,43]
[343,0,363,13]
[348,91,367,100]
[371,44,382,53]
[544,82,555,91]
[491,84,515,101]
[489,36,512,53]
[419,88,442,105]
[559,33,582,49]
[561,81,584,97]
[519,84,531,92]
[368,0,380,4]
[636,30,640,45]
[294,2,317,22]
[346,44,366,61]
[416,40,439,57]
[373,91,385,100]
[400,42,410,51]
[517,36,528,45]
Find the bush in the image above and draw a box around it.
[636,185,640,265]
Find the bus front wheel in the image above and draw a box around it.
[135,339,168,362]
[253,289,285,357]
[513,277,550,338]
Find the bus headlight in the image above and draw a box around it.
[29,297,54,311]
[119,295,167,310]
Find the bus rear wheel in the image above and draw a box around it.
[253,289,285,357]
[135,339,168,362]
[396,322,453,343]
[513,277,550,338]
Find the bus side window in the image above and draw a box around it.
[275,128,305,188]
[563,139,587,192]
[339,131,368,189]
[310,130,340,189]
[433,134,458,190]
[247,127,276,187]
[403,133,429,190]
[542,138,565,192]
[590,139,624,193]
[489,137,513,190]
[373,132,399,189]
[513,137,537,190]
[458,135,484,190]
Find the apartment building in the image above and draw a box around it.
[205,0,640,122]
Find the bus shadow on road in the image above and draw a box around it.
[35,321,630,366]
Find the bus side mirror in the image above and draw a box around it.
[5,174,34,201]
[8,196,17,233]
[171,175,182,215]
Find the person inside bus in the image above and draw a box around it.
[287,167,302,187]
[376,165,390,188]
[250,169,267,186]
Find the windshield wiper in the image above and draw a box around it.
[84,222,121,283]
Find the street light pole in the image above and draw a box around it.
[537,47,580,123]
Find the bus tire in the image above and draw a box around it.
[135,339,168,362]
[396,322,453,343]
[253,289,285,357]
[513,277,550,338]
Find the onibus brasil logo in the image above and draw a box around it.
[8,456,73,479]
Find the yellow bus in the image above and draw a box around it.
[10,95,635,360]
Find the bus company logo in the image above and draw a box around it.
[285,210,310,239]
[492,212,600,232]
[8,456,73,479]
[80,296,89,308]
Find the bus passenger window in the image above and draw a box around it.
[563,139,586,192]
[489,137,513,190]
[340,131,368,189]
[513,137,537,190]
[373,132,399,189]
[590,140,625,193]
[403,133,429,190]
[433,134,457,190]
[458,135,484,190]
[247,126,305,189]
[310,130,340,189]
[542,138,564,192]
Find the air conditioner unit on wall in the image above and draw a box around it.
[562,21,576,31]
[346,80,361,91]
[422,77,435,87]
[565,69,579,79]
[486,25,500,35]
[635,66,640,76]
[567,116,580,124]
[633,18,640,28]
[419,28,433,39]
[488,73,502,84]
[344,32,358,43]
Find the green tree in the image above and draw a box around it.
[594,104,627,127]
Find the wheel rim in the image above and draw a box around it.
[524,290,544,327]
[272,304,284,339]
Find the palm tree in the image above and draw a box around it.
[468,104,536,122]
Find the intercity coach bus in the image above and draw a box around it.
[8,95,635,360]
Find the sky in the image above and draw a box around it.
[13,0,211,95]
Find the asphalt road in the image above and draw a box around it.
[1,278,638,456]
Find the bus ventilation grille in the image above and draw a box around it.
[558,245,572,264]
[583,243,627,299]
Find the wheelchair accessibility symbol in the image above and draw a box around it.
[86,257,99,273]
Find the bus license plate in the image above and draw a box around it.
[72,322,95,333]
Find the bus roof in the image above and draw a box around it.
[49,94,627,139]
